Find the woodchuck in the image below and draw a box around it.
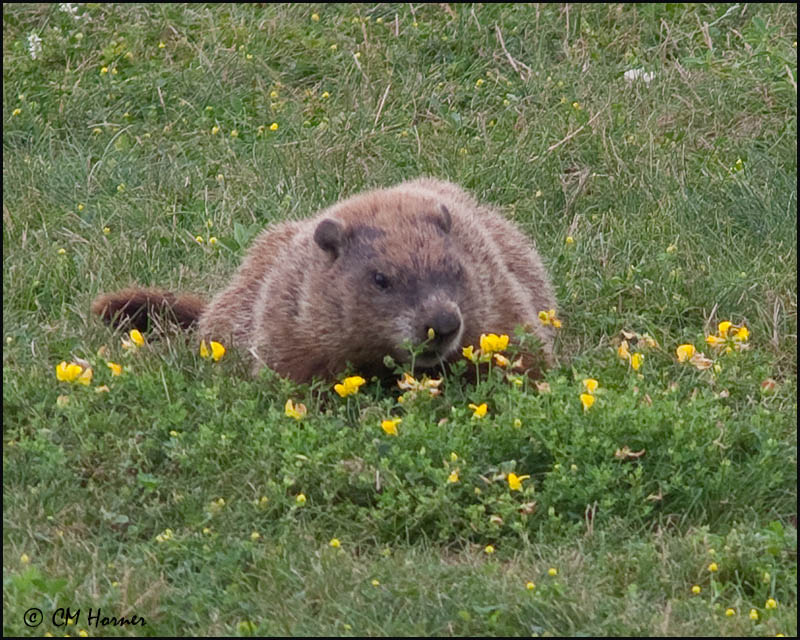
[92,178,557,383]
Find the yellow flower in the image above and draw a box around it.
[158,42,166,49]
[475,78,484,88]
[447,470,459,484]
[526,581,535,590]
[479,333,509,354]
[582,378,599,393]
[548,567,558,577]
[692,585,701,595]
[329,538,341,548]
[706,334,726,347]
[630,352,643,371]
[765,598,777,609]
[468,402,488,418]
[718,321,733,338]
[749,608,758,620]
[56,361,84,383]
[12,108,22,116]
[580,393,595,411]
[371,579,380,587]
[734,326,749,341]
[103,226,111,235]
[537,309,561,327]
[381,418,401,436]
[285,399,307,420]
[708,562,718,572]
[208,237,217,246]
[725,608,736,617]
[311,13,320,21]
[210,341,225,361]
[565,235,574,245]
[211,125,219,135]
[155,528,174,543]
[100,66,108,74]
[107,361,122,376]
[507,472,530,491]
[334,375,366,397]
[676,344,695,362]
[462,345,477,362]
[295,493,306,505]
[77,367,93,386]
[270,122,278,131]
[230,129,238,138]
[20,553,30,564]
[250,531,260,541]
[493,353,511,367]
[199,340,225,361]
[484,545,495,554]
[321,91,330,99]
[618,340,631,361]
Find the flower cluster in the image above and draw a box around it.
[580,378,598,411]
[55,361,92,385]
[617,330,657,372]
[463,333,521,370]
[675,343,713,370]
[705,320,749,353]
[334,375,366,397]
[284,399,307,420]
[537,309,562,329]
[396,372,442,400]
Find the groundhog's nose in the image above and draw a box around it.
[426,309,462,346]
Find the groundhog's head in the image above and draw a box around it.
[313,194,468,371]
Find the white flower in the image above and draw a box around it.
[59,3,79,18]
[27,33,42,60]
[623,68,655,85]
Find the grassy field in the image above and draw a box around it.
[3,3,797,636]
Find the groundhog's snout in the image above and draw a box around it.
[425,309,462,347]
[413,303,464,365]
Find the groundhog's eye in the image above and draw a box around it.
[373,271,391,290]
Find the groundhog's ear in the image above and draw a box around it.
[436,204,452,234]
[314,219,344,258]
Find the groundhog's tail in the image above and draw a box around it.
[91,287,206,332]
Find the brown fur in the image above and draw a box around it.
[92,178,557,383]
[91,287,206,331]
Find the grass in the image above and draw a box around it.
[3,3,797,636]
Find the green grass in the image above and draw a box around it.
[3,3,796,636]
